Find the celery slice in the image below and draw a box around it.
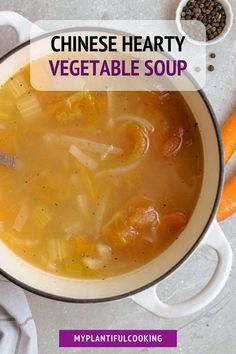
[65,91,89,108]
[0,99,14,125]
[6,75,28,98]
[32,205,53,229]
[47,238,69,262]
[12,237,39,248]
[16,93,41,120]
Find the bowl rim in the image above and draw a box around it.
[0,27,224,303]
[176,0,234,46]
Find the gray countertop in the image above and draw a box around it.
[0,1,235,353]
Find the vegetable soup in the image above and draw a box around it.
[0,66,203,279]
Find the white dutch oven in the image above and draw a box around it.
[0,12,233,318]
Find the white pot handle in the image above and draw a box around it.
[131,220,232,318]
[0,11,43,44]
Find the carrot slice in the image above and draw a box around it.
[161,128,184,158]
[127,203,159,230]
[221,109,236,164]
[158,211,188,242]
[217,175,236,221]
[104,217,138,249]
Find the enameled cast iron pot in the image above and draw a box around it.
[0,12,233,318]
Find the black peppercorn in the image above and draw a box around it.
[208,64,215,71]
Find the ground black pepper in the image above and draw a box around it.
[181,0,226,41]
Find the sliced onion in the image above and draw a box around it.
[82,243,111,270]
[100,145,114,161]
[142,226,158,243]
[82,257,104,270]
[96,158,141,177]
[95,192,109,238]
[12,237,39,248]
[107,90,115,126]
[64,220,84,240]
[13,202,29,232]
[44,133,123,156]
[96,243,112,260]
[77,194,89,217]
[116,115,154,133]
[107,90,112,113]
[159,92,170,101]
[96,125,149,176]
[69,144,98,171]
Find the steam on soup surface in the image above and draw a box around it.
[0,66,203,279]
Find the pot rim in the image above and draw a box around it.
[0,27,224,303]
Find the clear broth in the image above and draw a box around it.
[0,66,203,279]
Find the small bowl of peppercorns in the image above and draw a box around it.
[176,0,233,45]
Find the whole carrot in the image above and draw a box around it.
[221,109,236,164]
[217,174,236,221]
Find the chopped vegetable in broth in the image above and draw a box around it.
[0,66,203,279]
